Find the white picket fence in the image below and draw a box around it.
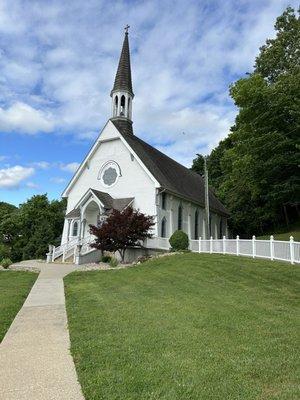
[146,235,299,265]
[49,234,299,265]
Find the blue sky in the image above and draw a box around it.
[0,0,297,206]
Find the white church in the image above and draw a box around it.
[49,29,229,263]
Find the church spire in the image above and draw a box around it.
[111,26,134,124]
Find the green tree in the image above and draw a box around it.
[193,7,300,236]
[255,6,300,82]
[191,154,205,175]
[0,195,66,261]
[0,202,17,221]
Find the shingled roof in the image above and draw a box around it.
[111,32,134,97]
[66,190,134,218]
[91,189,114,209]
[91,189,134,211]
[65,208,80,219]
[111,119,229,217]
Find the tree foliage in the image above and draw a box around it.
[192,7,300,236]
[89,207,155,262]
[0,195,66,261]
[191,154,205,175]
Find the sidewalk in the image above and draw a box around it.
[0,263,85,400]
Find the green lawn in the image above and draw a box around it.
[0,271,37,342]
[65,253,300,400]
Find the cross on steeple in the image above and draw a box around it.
[124,24,130,34]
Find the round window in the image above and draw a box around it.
[98,161,121,187]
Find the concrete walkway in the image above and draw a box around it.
[0,263,85,400]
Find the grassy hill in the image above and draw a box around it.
[257,221,300,241]
[65,253,299,400]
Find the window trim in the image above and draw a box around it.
[72,220,79,237]
[161,217,167,238]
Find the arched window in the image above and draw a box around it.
[161,192,167,209]
[72,221,78,237]
[120,95,125,116]
[178,204,183,230]
[194,209,199,239]
[161,217,167,238]
[114,95,118,116]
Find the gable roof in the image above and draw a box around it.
[111,119,229,216]
[65,208,81,219]
[91,189,114,209]
[65,189,134,219]
[91,189,134,211]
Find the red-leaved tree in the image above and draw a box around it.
[89,207,155,262]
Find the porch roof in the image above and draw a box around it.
[65,189,134,219]
[65,208,80,219]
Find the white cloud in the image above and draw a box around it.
[25,181,39,189]
[30,161,51,169]
[0,0,297,164]
[0,102,54,134]
[76,131,99,141]
[59,162,80,173]
[0,165,35,189]
[50,177,66,184]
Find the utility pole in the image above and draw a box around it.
[204,156,210,239]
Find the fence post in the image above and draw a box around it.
[198,236,201,253]
[236,235,239,256]
[290,236,294,265]
[252,235,256,258]
[51,246,56,262]
[270,235,274,261]
[223,236,226,255]
[210,236,213,254]
[46,245,53,263]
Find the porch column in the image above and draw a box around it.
[81,219,86,239]
[67,219,71,242]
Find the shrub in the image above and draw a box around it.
[1,258,12,269]
[0,244,11,260]
[169,230,189,251]
[101,255,111,263]
[109,257,118,268]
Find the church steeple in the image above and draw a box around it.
[111,26,134,123]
